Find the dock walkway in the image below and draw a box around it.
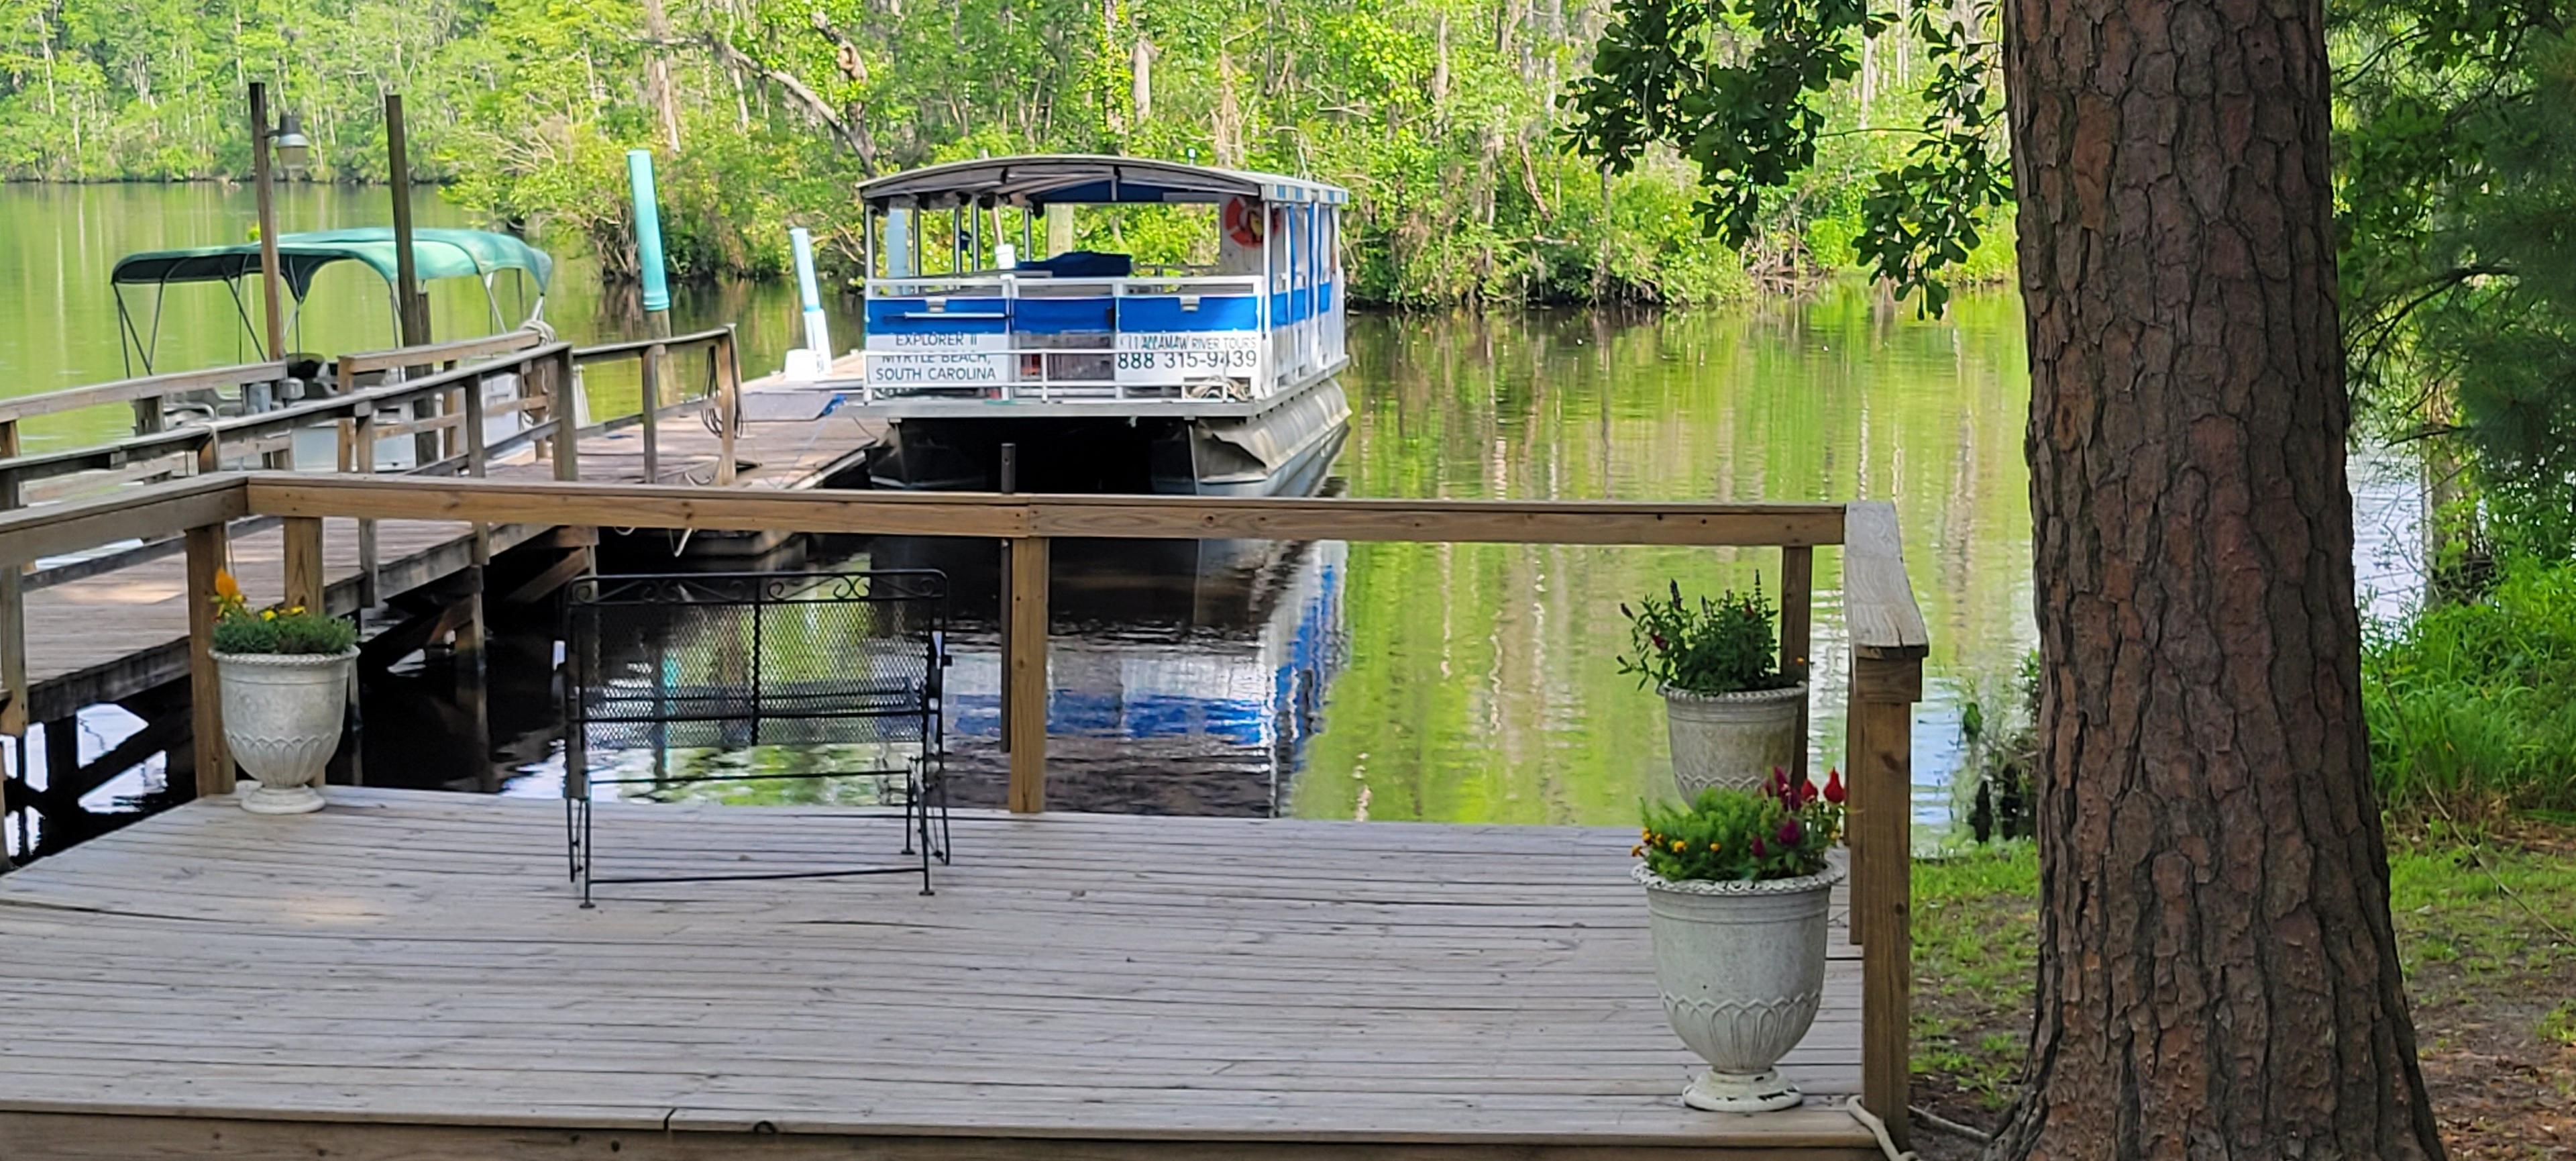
[0,787,1875,1159]
[14,391,883,725]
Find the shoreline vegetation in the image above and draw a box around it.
[0,0,2013,307]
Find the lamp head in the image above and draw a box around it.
[272,111,311,176]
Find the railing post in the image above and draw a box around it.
[551,348,582,483]
[283,517,324,612]
[1839,499,1927,1154]
[1851,650,1920,1152]
[0,464,26,740]
[1781,544,1813,784]
[716,327,741,487]
[185,522,231,798]
[462,372,489,479]
[1006,536,1050,813]
[639,342,664,484]
[352,404,379,607]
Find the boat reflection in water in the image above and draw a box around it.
[860,534,1347,816]
[460,532,1347,818]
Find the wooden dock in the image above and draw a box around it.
[12,401,878,723]
[0,786,1880,1160]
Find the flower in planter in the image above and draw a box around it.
[209,571,358,656]
[1617,578,1793,696]
[1638,768,1845,883]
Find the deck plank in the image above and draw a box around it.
[0,789,1874,1158]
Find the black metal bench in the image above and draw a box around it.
[561,570,951,904]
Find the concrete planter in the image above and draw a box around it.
[215,649,357,815]
[1634,862,1842,1113]
[1662,683,1806,798]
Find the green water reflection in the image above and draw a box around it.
[0,185,2071,831]
[1303,301,2034,827]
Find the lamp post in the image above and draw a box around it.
[247,82,311,362]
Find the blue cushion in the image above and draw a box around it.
[1018,250,1132,279]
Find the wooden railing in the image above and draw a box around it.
[0,472,1925,1146]
[0,476,1927,1148]
[0,327,741,598]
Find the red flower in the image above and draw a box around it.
[1777,816,1803,846]
[1750,836,1768,858]
[1823,768,1845,805]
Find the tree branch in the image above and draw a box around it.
[678,34,878,174]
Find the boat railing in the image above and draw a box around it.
[857,272,1331,405]
[0,476,1928,1147]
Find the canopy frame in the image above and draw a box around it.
[111,228,553,374]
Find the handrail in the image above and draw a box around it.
[0,344,574,491]
[336,330,547,378]
[0,361,288,426]
[0,468,1921,1145]
[570,327,731,364]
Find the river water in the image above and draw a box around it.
[0,185,2426,852]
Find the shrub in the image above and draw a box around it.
[1637,768,1845,882]
[2361,558,2576,815]
[1617,579,1790,695]
[207,571,359,656]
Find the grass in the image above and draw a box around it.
[1911,823,2576,1158]
[1911,842,2039,1111]
[2364,559,2576,815]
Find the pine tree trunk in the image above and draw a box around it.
[1994,1,2447,1156]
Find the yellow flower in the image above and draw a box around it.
[260,609,276,621]
[287,606,306,616]
[1629,844,1645,858]
[1709,842,1722,852]
[213,570,242,603]
[1669,840,1685,853]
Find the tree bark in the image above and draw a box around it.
[1995,1,2446,1158]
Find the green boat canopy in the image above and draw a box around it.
[111,228,553,300]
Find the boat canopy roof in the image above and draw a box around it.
[857,154,1349,210]
[111,228,553,300]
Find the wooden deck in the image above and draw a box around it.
[0,787,1877,1159]
[13,395,884,721]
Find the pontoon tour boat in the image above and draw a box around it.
[758,155,1352,497]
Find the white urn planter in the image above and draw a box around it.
[1662,683,1807,798]
[1635,862,1842,1113]
[215,649,357,815]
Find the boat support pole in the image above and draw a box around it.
[791,227,832,370]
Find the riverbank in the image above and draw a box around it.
[1910,823,2576,1160]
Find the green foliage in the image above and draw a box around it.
[212,605,359,656]
[2362,558,2576,814]
[1617,580,1786,695]
[1638,772,1843,882]
[1564,0,2012,314]
[1955,650,2037,844]
[0,0,2005,305]
[2332,3,2576,554]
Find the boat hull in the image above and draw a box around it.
[865,380,1350,499]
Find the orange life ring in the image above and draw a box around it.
[1223,196,1265,247]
